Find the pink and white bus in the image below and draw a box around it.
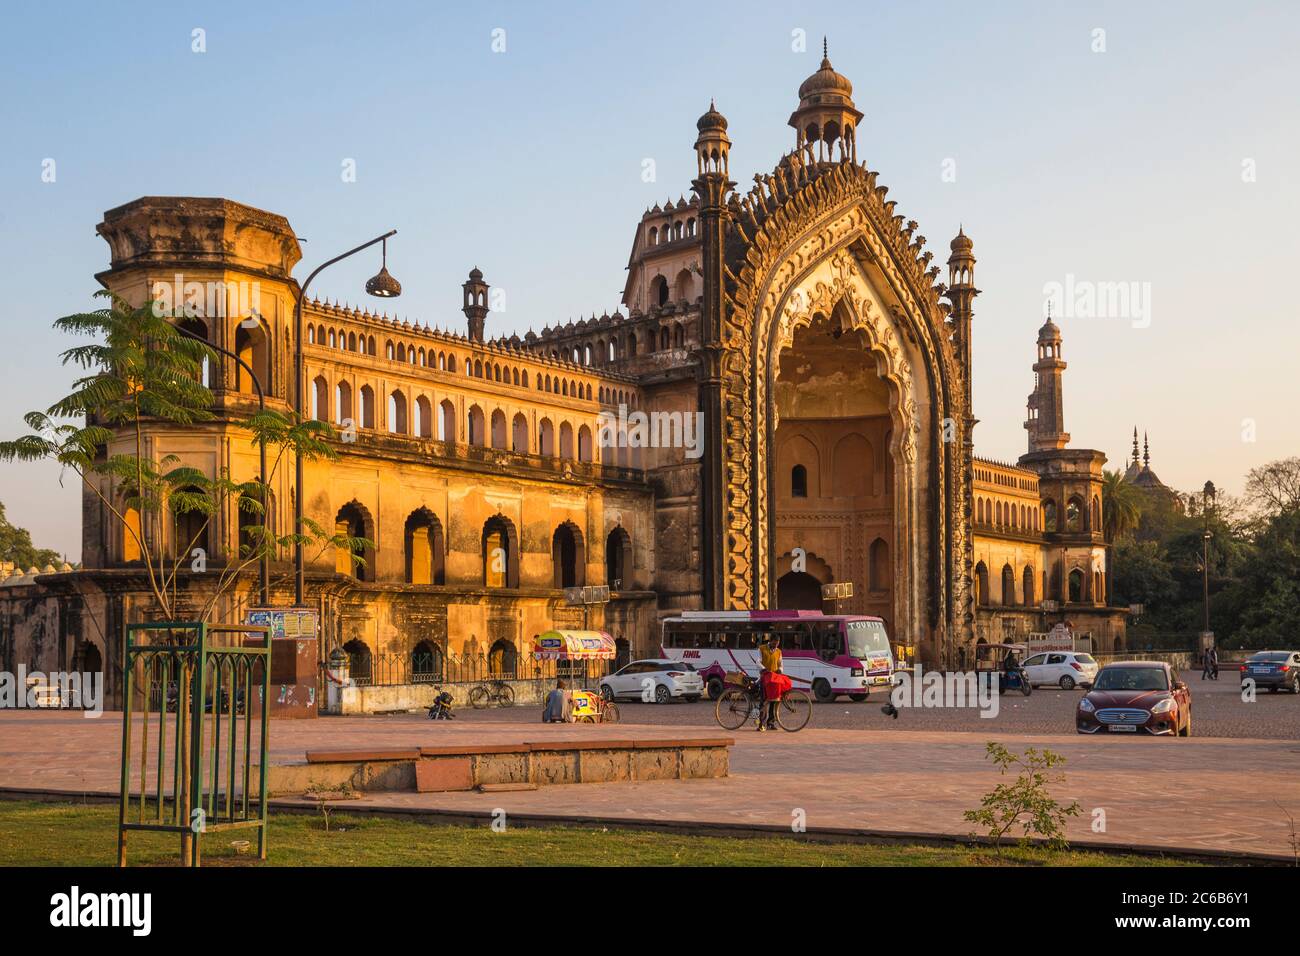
[659,610,894,702]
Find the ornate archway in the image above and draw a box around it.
[706,155,972,662]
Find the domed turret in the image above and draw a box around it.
[788,39,863,163]
[694,99,731,177]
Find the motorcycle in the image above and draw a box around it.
[427,688,455,720]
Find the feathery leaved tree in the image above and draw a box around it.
[0,292,370,621]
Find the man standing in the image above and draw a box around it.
[758,635,784,732]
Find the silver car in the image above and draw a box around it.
[599,659,704,703]
[1239,651,1300,694]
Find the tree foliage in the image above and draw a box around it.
[0,292,369,621]
[0,502,62,570]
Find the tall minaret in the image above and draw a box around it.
[462,267,488,342]
[946,227,978,398]
[692,101,734,609]
[1025,309,1070,452]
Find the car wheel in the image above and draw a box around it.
[1178,713,1192,737]
[849,693,869,702]
[706,677,724,701]
[1059,675,1076,691]
[600,684,614,701]
[1292,676,1300,695]
[812,678,835,703]
[684,695,701,703]
[654,684,671,704]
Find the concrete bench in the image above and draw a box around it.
[277,737,733,794]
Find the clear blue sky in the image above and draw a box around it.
[2,0,1297,561]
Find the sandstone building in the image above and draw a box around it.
[1,52,1127,705]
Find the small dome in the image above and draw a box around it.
[950,227,973,253]
[696,101,728,133]
[1037,318,1061,342]
[468,267,483,281]
[798,56,854,102]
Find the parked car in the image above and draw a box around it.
[599,659,703,703]
[1076,661,1192,737]
[1239,651,1300,694]
[1022,651,1098,690]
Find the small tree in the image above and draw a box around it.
[964,742,1081,854]
[0,292,369,621]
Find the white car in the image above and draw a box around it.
[599,659,704,703]
[1022,651,1098,690]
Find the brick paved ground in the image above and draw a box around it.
[2,707,1297,860]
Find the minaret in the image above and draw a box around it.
[692,101,734,609]
[1025,308,1070,452]
[946,227,978,392]
[462,267,488,342]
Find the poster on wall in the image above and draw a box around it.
[246,608,319,641]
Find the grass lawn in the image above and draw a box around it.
[0,799,1196,867]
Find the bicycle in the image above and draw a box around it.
[574,690,620,724]
[468,678,516,709]
[714,673,811,732]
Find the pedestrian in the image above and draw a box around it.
[1201,648,1212,680]
[1209,646,1219,681]
[758,635,785,731]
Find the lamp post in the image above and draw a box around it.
[174,319,270,606]
[1201,480,1216,643]
[292,232,400,606]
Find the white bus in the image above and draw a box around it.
[660,609,894,702]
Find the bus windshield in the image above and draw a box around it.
[846,620,890,659]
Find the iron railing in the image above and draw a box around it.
[341,651,610,688]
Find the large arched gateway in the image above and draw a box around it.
[692,55,975,666]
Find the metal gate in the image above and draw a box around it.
[117,621,271,867]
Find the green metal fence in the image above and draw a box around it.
[117,621,271,867]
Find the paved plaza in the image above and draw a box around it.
[2,698,1297,861]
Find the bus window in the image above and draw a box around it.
[814,623,840,662]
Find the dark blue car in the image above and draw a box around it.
[1239,651,1300,694]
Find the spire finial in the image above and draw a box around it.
[1143,432,1150,467]
[823,36,828,59]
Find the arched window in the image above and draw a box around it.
[467,405,486,446]
[1066,496,1083,533]
[388,390,408,434]
[1068,568,1085,603]
[415,395,432,438]
[539,418,555,456]
[975,561,990,606]
[170,485,208,561]
[490,409,508,449]
[1043,500,1057,533]
[577,424,593,462]
[605,525,631,590]
[178,317,214,388]
[1022,566,1036,607]
[342,639,372,685]
[511,413,529,452]
[438,399,456,442]
[488,638,517,678]
[404,508,445,585]
[412,640,444,683]
[359,385,375,429]
[627,333,637,357]
[335,381,353,425]
[869,537,890,592]
[234,319,270,395]
[791,464,808,498]
[552,521,585,588]
[122,506,142,562]
[312,375,329,421]
[1001,564,1015,606]
[334,501,371,580]
[482,514,519,588]
[559,421,574,459]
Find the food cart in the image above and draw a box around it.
[531,630,619,723]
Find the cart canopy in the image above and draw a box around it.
[532,630,616,660]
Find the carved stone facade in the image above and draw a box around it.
[2,52,1130,700]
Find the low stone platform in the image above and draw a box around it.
[275,737,734,794]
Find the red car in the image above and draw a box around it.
[1076,661,1192,737]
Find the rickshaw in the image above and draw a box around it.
[531,629,620,723]
[974,642,1033,696]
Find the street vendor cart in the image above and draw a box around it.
[531,630,620,723]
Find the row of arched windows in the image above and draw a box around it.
[974,561,1106,607]
[332,501,632,591]
[309,375,599,461]
[540,321,688,369]
[647,218,695,245]
[975,497,1042,532]
[309,324,377,356]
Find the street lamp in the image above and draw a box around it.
[1201,480,1216,643]
[173,319,270,606]
[292,231,400,606]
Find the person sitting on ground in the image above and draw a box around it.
[543,679,572,723]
